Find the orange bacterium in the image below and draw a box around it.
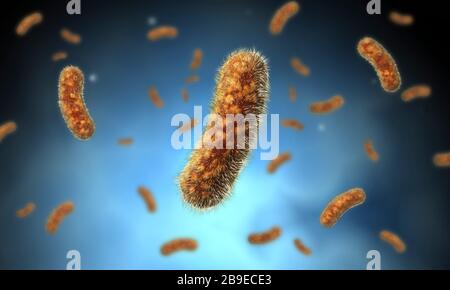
[320,188,366,228]
[357,37,401,93]
[58,66,96,140]
[269,1,300,35]
[178,49,269,210]
[248,226,282,245]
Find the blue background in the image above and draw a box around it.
[0,0,449,269]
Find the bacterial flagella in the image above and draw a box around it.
[15,11,43,37]
[178,49,269,210]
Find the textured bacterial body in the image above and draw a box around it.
[58,66,95,140]
[178,49,269,210]
[320,188,366,228]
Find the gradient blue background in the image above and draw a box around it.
[0,0,449,269]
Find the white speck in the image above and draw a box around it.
[89,74,98,83]
[318,123,326,132]
[147,16,158,26]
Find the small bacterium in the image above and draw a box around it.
[291,57,310,77]
[294,238,312,256]
[309,95,344,115]
[161,238,198,256]
[16,202,36,219]
[178,119,199,134]
[178,49,269,210]
[147,26,178,41]
[0,121,17,143]
[190,49,203,70]
[357,37,401,93]
[401,85,431,102]
[364,140,379,162]
[248,226,282,245]
[320,188,366,228]
[282,119,304,131]
[16,11,43,37]
[148,86,164,108]
[45,201,74,234]
[52,51,68,62]
[185,75,200,84]
[289,86,297,102]
[433,152,450,168]
[138,186,157,213]
[58,66,95,140]
[61,28,82,45]
[267,152,291,174]
[269,1,300,35]
[379,230,406,253]
[117,138,134,146]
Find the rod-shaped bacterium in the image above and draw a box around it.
[58,66,95,140]
[178,49,269,210]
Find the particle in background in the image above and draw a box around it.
[89,73,98,83]
[318,123,326,132]
[147,16,158,26]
